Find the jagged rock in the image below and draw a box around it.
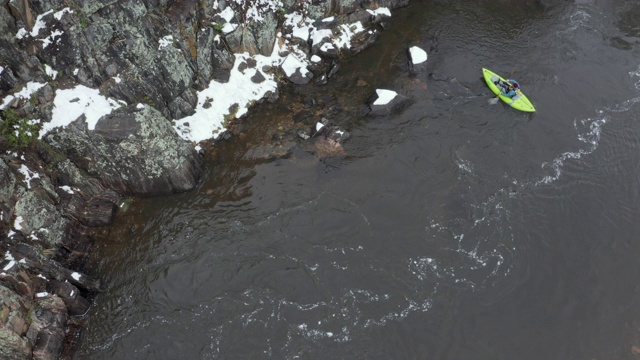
[0,158,17,211]
[367,89,413,116]
[0,284,32,360]
[0,65,18,93]
[326,126,351,143]
[46,280,89,316]
[13,188,69,248]
[307,0,332,19]
[9,244,103,293]
[281,54,313,85]
[52,160,120,227]
[44,105,202,195]
[26,295,67,360]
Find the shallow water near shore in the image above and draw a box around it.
[77,1,640,359]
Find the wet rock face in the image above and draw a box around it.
[44,105,203,195]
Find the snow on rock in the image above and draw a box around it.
[45,64,58,79]
[0,82,46,110]
[59,185,74,194]
[71,272,81,281]
[373,89,398,105]
[285,12,314,42]
[40,85,121,138]
[173,47,281,143]
[13,7,72,48]
[332,22,366,50]
[368,89,411,117]
[367,7,392,17]
[40,29,64,49]
[218,7,238,34]
[409,46,428,65]
[26,10,54,37]
[158,35,173,50]
[311,29,333,47]
[3,251,16,271]
[18,165,40,189]
[53,7,74,20]
[13,216,24,230]
[281,53,313,84]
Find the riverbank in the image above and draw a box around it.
[0,1,410,358]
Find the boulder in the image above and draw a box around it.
[281,54,313,85]
[46,280,89,316]
[408,45,428,73]
[367,89,412,116]
[43,105,202,195]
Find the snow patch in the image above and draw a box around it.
[53,7,74,20]
[59,185,74,194]
[1,82,46,110]
[409,46,428,64]
[173,47,280,143]
[41,85,121,138]
[158,35,173,50]
[281,54,309,78]
[45,64,58,79]
[367,7,391,17]
[13,216,24,230]
[373,89,398,105]
[18,165,40,189]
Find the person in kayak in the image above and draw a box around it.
[491,76,521,98]
[502,79,520,98]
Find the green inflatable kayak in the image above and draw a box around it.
[483,68,535,112]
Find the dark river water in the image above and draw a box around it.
[76,1,640,359]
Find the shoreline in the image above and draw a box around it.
[0,1,411,358]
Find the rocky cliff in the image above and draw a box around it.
[0,0,409,358]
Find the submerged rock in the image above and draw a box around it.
[367,89,413,116]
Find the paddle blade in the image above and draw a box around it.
[488,97,500,105]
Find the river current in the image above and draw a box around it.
[77,1,640,359]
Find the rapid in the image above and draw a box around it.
[77,1,640,359]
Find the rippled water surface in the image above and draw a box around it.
[77,1,640,359]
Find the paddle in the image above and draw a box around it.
[489,80,506,104]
